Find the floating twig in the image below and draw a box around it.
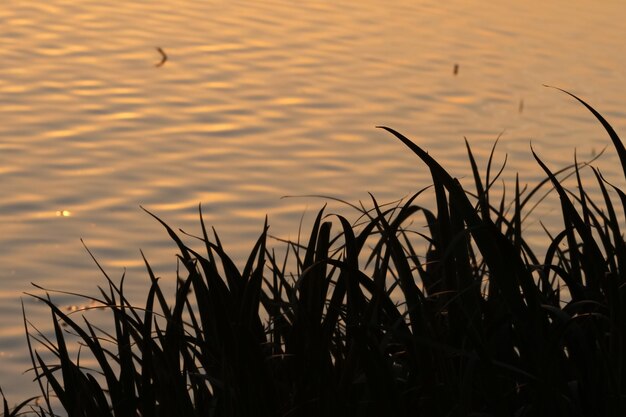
[155,47,167,67]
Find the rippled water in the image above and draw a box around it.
[1,0,626,399]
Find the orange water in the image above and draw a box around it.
[1,0,625,398]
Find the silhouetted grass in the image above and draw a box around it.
[19,88,626,416]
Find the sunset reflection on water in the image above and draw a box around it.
[0,0,625,398]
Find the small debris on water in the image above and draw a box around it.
[519,99,524,114]
[56,210,71,217]
[453,64,459,75]
[155,47,167,67]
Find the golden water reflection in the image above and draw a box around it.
[1,0,626,399]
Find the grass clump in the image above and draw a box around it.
[21,88,626,417]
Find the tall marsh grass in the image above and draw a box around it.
[16,88,626,416]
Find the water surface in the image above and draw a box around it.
[1,0,626,398]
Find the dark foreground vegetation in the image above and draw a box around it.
[6,88,626,416]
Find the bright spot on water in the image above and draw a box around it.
[56,210,71,217]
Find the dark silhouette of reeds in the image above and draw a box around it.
[13,88,626,416]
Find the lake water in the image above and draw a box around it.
[1,0,626,400]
